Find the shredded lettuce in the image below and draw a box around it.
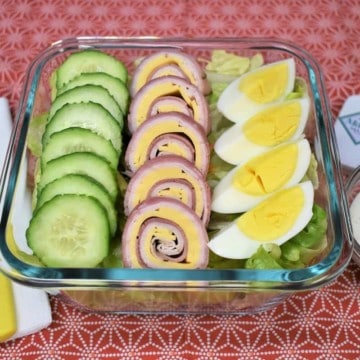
[289,204,327,248]
[286,77,308,100]
[207,211,239,232]
[102,241,123,268]
[205,50,263,77]
[302,153,319,189]
[245,246,283,270]
[27,112,48,157]
[206,152,233,189]
[207,82,229,108]
[208,250,245,269]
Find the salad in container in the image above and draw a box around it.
[0,37,353,314]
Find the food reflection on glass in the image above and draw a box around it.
[25,47,328,271]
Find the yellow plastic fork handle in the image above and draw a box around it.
[0,272,16,342]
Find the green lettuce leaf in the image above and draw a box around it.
[205,50,263,77]
[208,250,245,269]
[286,77,308,100]
[27,112,48,157]
[245,246,283,270]
[288,204,327,248]
[302,153,319,189]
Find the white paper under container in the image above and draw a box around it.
[0,97,52,342]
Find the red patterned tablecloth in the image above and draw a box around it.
[1,0,360,359]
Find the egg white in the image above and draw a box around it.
[214,97,311,165]
[217,58,296,125]
[211,138,312,214]
[208,181,314,259]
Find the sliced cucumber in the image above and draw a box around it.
[36,174,117,236]
[54,49,128,90]
[26,194,110,268]
[42,102,122,153]
[37,152,118,202]
[41,127,119,170]
[57,72,129,114]
[48,84,124,127]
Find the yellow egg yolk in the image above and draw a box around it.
[233,143,298,195]
[243,101,302,146]
[236,185,305,241]
[238,61,290,103]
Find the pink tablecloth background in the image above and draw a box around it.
[1,0,359,359]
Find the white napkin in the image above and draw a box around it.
[0,97,52,341]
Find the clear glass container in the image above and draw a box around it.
[346,166,360,266]
[0,37,354,315]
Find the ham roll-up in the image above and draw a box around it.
[125,111,210,175]
[130,50,211,96]
[124,155,211,225]
[148,96,193,118]
[121,197,209,269]
[127,76,210,134]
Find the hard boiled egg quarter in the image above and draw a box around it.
[214,97,311,165]
[208,181,314,259]
[217,58,296,124]
[211,138,311,213]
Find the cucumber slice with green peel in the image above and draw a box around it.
[36,174,118,236]
[48,84,124,127]
[42,102,122,153]
[41,127,119,170]
[53,49,128,90]
[57,72,129,114]
[37,152,118,202]
[26,194,110,268]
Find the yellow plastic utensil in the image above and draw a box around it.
[0,271,16,342]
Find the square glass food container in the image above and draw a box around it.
[346,166,360,266]
[0,37,354,315]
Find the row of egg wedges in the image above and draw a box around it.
[121,50,212,269]
[208,58,316,260]
[26,50,130,268]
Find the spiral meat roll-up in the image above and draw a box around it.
[122,50,211,269]
[125,111,210,175]
[129,50,211,96]
[127,76,210,134]
[122,197,209,269]
[124,155,211,225]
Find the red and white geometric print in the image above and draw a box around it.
[0,0,359,359]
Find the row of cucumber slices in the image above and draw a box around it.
[26,50,129,268]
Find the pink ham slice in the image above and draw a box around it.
[148,96,193,118]
[127,76,210,134]
[121,196,209,269]
[125,111,210,175]
[130,50,211,96]
[150,64,189,82]
[148,179,195,208]
[124,155,211,225]
[148,134,194,162]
